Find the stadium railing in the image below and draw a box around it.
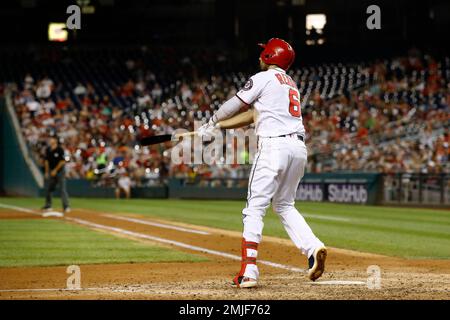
[382,173,450,206]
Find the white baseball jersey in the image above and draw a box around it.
[236,67,305,138]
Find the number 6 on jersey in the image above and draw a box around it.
[288,89,301,118]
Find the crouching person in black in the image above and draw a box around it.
[42,136,70,213]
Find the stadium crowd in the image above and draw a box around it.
[306,54,450,174]
[4,47,449,187]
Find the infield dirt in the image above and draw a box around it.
[0,209,449,299]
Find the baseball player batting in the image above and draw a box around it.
[198,38,327,288]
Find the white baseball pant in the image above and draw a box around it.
[241,135,324,280]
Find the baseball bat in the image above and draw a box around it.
[139,131,198,146]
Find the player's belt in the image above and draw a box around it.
[275,133,304,141]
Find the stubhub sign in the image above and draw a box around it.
[297,184,324,202]
[328,184,368,203]
[296,173,381,205]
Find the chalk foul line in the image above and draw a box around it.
[101,213,210,235]
[0,203,41,215]
[302,213,351,222]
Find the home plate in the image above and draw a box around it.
[42,211,64,218]
[310,280,366,286]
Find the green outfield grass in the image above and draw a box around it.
[0,218,205,267]
[1,197,449,259]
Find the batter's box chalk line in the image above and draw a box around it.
[0,287,99,293]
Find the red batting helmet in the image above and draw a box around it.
[258,38,295,70]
